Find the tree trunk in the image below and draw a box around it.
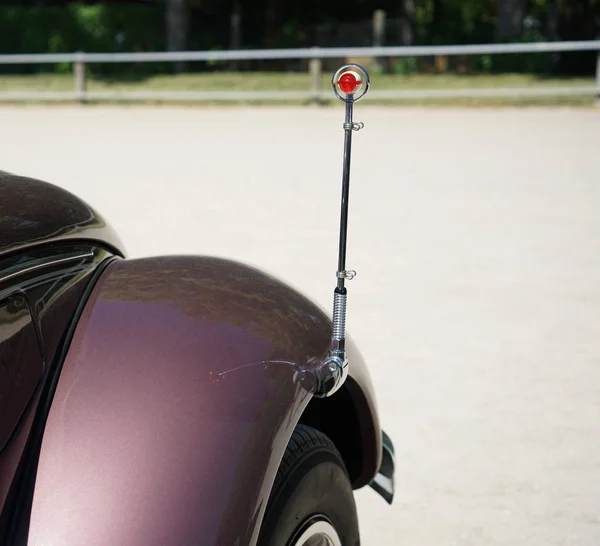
[230,3,242,71]
[432,0,443,36]
[432,0,445,71]
[399,0,415,46]
[556,0,597,74]
[546,0,559,40]
[166,0,188,73]
[265,0,281,47]
[497,0,525,40]
[546,0,560,70]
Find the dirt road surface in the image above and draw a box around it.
[2,106,599,545]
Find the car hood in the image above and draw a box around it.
[0,171,125,258]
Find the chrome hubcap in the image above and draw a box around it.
[290,517,342,546]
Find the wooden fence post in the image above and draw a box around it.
[309,47,322,103]
[596,51,600,107]
[372,9,386,71]
[230,5,242,71]
[73,51,86,104]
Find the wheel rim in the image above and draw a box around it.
[290,516,342,546]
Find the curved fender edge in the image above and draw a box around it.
[28,256,337,546]
[301,335,383,490]
[369,430,395,504]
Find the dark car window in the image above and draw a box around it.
[0,295,43,452]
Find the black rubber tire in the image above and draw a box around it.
[258,424,360,546]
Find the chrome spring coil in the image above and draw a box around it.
[332,291,347,341]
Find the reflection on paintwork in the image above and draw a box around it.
[29,256,334,546]
[0,171,125,257]
[98,257,329,364]
[0,296,43,452]
[0,247,115,544]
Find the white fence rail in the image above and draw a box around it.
[0,40,598,104]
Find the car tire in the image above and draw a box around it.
[258,424,360,546]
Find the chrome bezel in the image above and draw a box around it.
[331,64,370,103]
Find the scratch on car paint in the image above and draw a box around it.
[209,358,324,395]
[209,360,297,383]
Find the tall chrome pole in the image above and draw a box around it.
[337,97,354,289]
[314,64,370,398]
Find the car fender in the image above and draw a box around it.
[28,256,381,545]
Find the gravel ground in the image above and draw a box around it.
[2,105,600,545]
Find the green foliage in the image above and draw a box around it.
[393,57,419,75]
[414,0,496,45]
[0,0,597,77]
[0,4,165,75]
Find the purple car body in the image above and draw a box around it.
[0,172,386,545]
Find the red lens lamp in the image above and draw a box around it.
[331,64,370,103]
[338,72,361,93]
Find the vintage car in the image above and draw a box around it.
[0,65,393,546]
